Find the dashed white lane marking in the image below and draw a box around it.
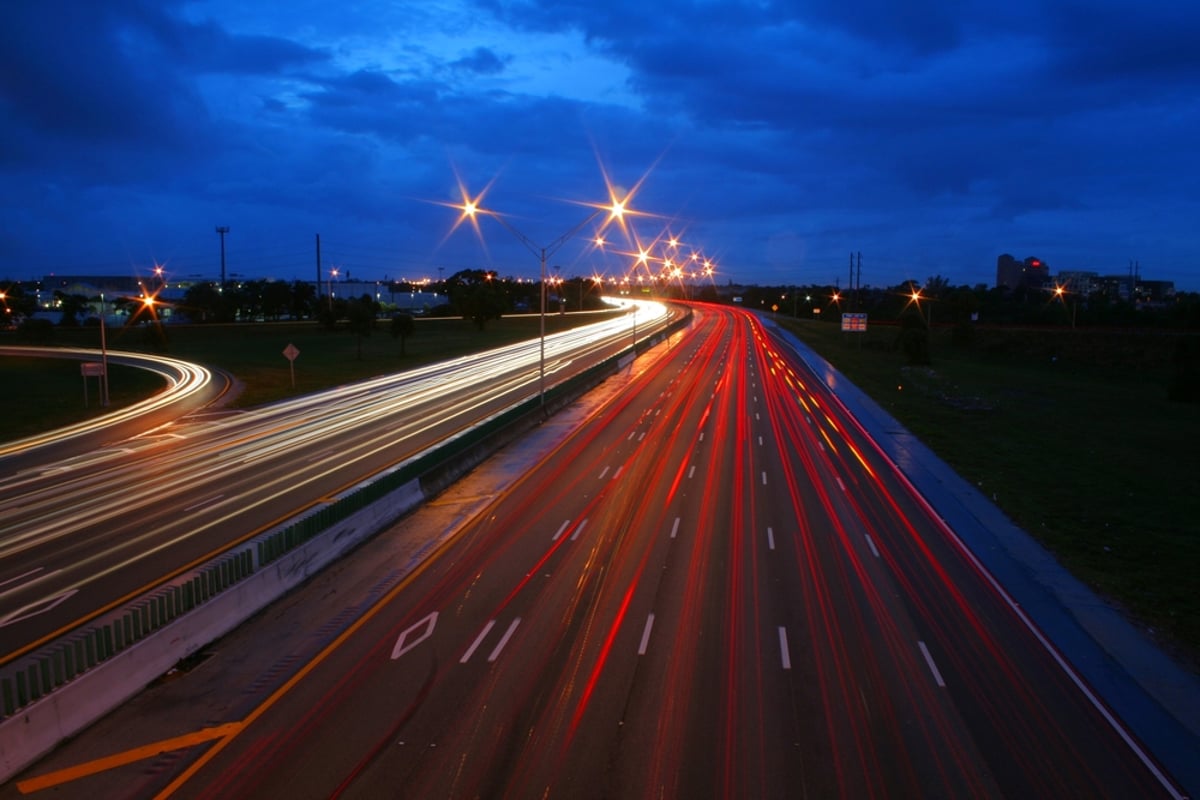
[638,613,655,655]
[571,518,589,541]
[670,517,681,538]
[864,534,880,558]
[553,519,571,541]
[688,465,696,478]
[778,627,792,670]
[767,527,775,550]
[598,466,611,480]
[488,618,521,662]
[918,641,946,687]
[461,619,496,663]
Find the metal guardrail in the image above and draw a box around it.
[0,311,689,720]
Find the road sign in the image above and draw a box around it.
[283,343,299,389]
[841,312,868,332]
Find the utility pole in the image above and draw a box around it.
[849,252,855,311]
[215,226,230,285]
[856,251,862,310]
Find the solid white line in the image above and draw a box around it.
[598,466,610,480]
[571,518,589,541]
[670,517,681,538]
[488,618,521,662]
[461,620,496,663]
[638,613,656,655]
[864,533,880,558]
[553,519,571,541]
[767,527,775,550]
[688,465,696,478]
[918,641,946,687]
[778,627,792,669]
[773,328,1183,799]
[0,567,44,591]
[185,494,225,512]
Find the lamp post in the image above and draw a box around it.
[328,268,339,312]
[458,197,627,410]
[99,292,110,406]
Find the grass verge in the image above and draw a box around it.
[780,318,1199,668]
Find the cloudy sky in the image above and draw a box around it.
[2,0,1197,290]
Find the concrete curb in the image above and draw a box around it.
[765,317,1199,798]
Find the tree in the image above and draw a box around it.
[183,282,234,323]
[897,309,931,365]
[345,294,378,359]
[55,292,90,327]
[290,280,317,320]
[390,312,415,355]
[450,270,508,330]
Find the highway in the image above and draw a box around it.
[4,303,1179,798]
[0,301,671,666]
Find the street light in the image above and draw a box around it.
[99,292,110,407]
[457,196,628,410]
[328,268,339,312]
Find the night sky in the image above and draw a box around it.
[3,0,1197,290]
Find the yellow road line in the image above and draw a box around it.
[16,722,243,794]
[152,530,461,799]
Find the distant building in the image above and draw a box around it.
[996,254,1050,290]
[1055,270,1099,296]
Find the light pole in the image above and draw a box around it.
[458,197,627,410]
[328,267,338,312]
[215,226,229,285]
[99,292,110,406]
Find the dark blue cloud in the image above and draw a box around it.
[1,0,1196,289]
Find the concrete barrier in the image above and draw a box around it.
[0,313,690,783]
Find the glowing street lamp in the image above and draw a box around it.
[457,195,628,410]
[328,268,339,311]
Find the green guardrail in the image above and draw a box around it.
[1,312,689,719]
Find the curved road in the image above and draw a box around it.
[0,301,673,666]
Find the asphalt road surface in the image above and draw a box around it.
[0,302,670,666]
[4,304,1180,798]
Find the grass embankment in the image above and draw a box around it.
[780,318,1199,667]
[0,312,616,433]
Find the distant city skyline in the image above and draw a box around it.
[3,2,1197,291]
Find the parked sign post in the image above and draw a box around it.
[81,361,105,407]
[283,343,299,388]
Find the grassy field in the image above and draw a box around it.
[780,318,1199,667]
[3,311,1196,665]
[1,311,619,420]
